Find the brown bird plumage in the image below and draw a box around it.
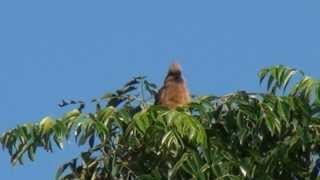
[155,63,190,109]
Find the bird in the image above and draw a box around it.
[155,63,191,109]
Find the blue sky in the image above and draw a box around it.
[1,1,320,179]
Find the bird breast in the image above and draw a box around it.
[159,81,190,109]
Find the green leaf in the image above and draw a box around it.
[56,162,70,180]
[40,116,55,134]
[134,111,151,134]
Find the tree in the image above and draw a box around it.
[1,65,320,179]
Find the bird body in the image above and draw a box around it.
[155,63,190,109]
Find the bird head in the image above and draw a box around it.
[164,62,184,83]
[167,62,182,77]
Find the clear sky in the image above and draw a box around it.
[1,1,320,179]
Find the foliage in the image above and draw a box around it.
[2,65,320,179]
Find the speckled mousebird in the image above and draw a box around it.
[155,63,190,109]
